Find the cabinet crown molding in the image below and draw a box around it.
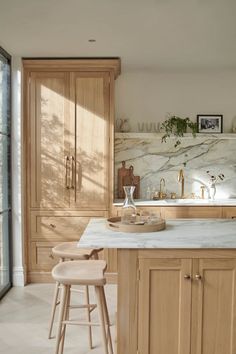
[22,58,121,78]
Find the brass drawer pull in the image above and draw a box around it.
[184,274,191,280]
[50,223,56,228]
[195,274,202,280]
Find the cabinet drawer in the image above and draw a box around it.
[222,207,236,219]
[30,211,106,240]
[30,241,59,271]
[161,206,222,219]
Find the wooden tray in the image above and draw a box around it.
[106,217,166,233]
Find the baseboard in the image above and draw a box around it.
[13,266,26,286]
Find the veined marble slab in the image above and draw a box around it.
[78,218,236,249]
[115,133,236,199]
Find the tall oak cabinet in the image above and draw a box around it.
[23,59,120,283]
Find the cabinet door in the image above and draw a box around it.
[138,258,192,354]
[29,72,71,208]
[192,258,236,354]
[70,72,110,210]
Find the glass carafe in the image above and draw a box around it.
[121,186,137,224]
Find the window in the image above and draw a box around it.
[0,47,11,298]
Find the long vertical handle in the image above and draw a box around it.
[65,156,70,189]
[70,156,75,189]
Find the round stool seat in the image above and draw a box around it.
[52,242,102,260]
[52,260,107,286]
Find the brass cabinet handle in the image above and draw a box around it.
[77,161,82,192]
[184,274,191,280]
[195,274,202,280]
[50,223,56,228]
[70,156,75,189]
[65,156,70,189]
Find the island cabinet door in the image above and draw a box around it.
[191,258,236,354]
[138,258,192,354]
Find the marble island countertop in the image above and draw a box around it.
[113,198,236,206]
[78,218,236,249]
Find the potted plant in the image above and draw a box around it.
[160,115,197,147]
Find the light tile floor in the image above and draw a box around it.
[0,284,117,354]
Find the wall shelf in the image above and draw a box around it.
[115,132,236,139]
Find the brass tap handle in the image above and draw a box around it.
[184,274,191,280]
[195,274,202,280]
[200,185,205,199]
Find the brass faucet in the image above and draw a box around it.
[178,169,185,198]
[159,178,166,199]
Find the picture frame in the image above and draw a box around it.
[197,114,223,133]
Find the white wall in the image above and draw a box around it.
[11,56,24,286]
[115,69,236,133]
[10,63,236,286]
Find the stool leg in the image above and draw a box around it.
[101,286,113,354]
[85,285,93,349]
[55,284,67,354]
[95,286,109,354]
[59,285,71,354]
[48,281,60,339]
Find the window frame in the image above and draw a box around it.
[0,46,12,299]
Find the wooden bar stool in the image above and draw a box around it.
[52,260,113,354]
[48,241,103,348]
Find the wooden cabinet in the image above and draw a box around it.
[23,59,120,282]
[191,258,236,354]
[134,252,236,354]
[138,258,192,354]
[117,250,236,354]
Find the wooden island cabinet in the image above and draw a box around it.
[78,218,236,354]
[119,249,236,354]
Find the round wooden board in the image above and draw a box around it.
[106,217,166,233]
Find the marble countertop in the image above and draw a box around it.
[113,199,236,206]
[78,218,236,249]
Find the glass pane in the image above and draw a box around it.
[0,211,10,294]
[0,134,10,211]
[0,52,10,135]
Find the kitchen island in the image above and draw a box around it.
[79,218,236,354]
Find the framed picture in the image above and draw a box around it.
[197,114,223,133]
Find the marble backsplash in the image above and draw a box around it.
[114,133,236,200]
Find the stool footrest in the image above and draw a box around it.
[70,288,85,294]
[62,320,101,327]
[69,304,96,312]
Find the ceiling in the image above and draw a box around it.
[1,0,236,70]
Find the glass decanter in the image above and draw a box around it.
[121,186,137,224]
